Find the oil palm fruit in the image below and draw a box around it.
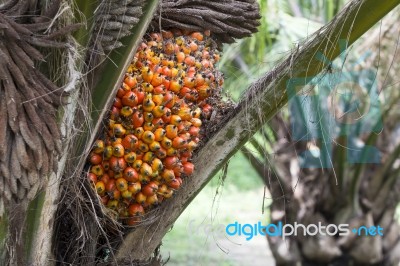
[87,30,223,224]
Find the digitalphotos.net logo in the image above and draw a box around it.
[187,219,384,242]
[225,221,384,241]
[287,39,383,168]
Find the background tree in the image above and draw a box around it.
[235,2,400,265]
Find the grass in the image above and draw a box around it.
[160,152,273,265]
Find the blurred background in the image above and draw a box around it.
[161,0,400,265]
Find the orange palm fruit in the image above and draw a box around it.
[165,125,178,139]
[154,128,166,141]
[95,181,106,195]
[93,140,105,154]
[112,143,125,157]
[116,178,128,192]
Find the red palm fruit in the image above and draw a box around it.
[121,134,139,150]
[179,86,191,98]
[141,67,154,83]
[182,162,195,175]
[107,169,115,179]
[128,203,145,216]
[156,147,167,159]
[103,145,113,160]
[122,91,138,107]
[177,124,185,133]
[117,87,126,98]
[168,178,181,190]
[132,112,144,128]
[124,75,137,88]
[122,81,132,92]
[161,66,172,77]
[88,173,97,183]
[188,126,200,136]
[163,91,175,108]
[105,179,116,192]
[162,109,172,123]
[191,31,204,41]
[133,87,145,103]
[110,106,120,120]
[187,140,198,151]
[164,156,178,170]
[195,73,205,86]
[180,156,189,164]
[202,103,212,118]
[172,137,185,149]
[142,181,158,197]
[99,173,110,184]
[89,152,102,165]
[157,184,168,195]
[169,79,182,93]
[123,167,139,182]
[152,118,164,128]
[109,156,127,172]
[113,97,123,108]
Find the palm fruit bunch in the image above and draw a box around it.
[87,30,223,225]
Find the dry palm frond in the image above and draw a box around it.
[150,0,261,44]
[0,0,78,210]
